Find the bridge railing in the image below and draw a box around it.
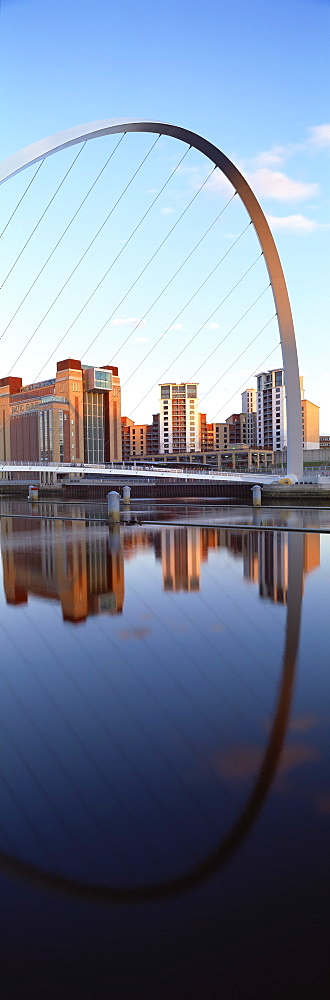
[0,459,280,476]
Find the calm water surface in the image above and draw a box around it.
[0,501,329,997]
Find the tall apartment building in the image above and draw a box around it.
[256,369,287,451]
[159,383,199,453]
[0,358,122,464]
[256,369,319,451]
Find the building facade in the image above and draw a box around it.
[121,414,159,461]
[0,358,122,464]
[241,389,257,446]
[256,368,287,451]
[256,369,319,452]
[301,399,320,450]
[159,383,199,454]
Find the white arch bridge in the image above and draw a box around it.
[0,118,304,478]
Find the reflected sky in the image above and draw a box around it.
[0,502,329,993]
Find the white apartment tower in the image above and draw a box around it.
[159,383,200,453]
[256,370,319,452]
[256,369,287,451]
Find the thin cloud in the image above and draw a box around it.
[133,336,149,343]
[178,163,232,198]
[208,322,221,330]
[204,169,233,197]
[267,213,328,233]
[111,317,147,327]
[161,206,174,215]
[253,147,287,169]
[252,142,303,169]
[308,124,330,149]
[251,124,330,170]
[169,323,184,331]
[248,168,319,202]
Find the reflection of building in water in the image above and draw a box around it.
[256,530,320,604]
[303,534,320,577]
[157,525,320,600]
[203,526,320,605]
[0,517,124,623]
[257,531,289,603]
[161,527,204,591]
[122,530,161,562]
[0,515,321,619]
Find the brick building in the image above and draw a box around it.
[0,358,122,464]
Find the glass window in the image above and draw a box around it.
[94,370,111,390]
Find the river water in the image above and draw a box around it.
[0,500,329,997]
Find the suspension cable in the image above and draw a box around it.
[200,314,277,406]
[101,187,241,471]
[128,280,270,416]
[107,249,260,448]
[106,322,279,464]
[89,166,219,362]
[0,159,45,239]
[33,143,192,380]
[108,194,239,367]
[70,189,240,456]
[0,143,86,294]
[124,246,260,394]
[6,135,161,372]
[187,284,271,381]
[209,342,281,422]
[0,135,125,343]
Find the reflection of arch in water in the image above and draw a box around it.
[0,531,303,902]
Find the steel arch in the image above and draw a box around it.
[0,118,303,477]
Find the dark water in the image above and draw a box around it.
[0,501,329,997]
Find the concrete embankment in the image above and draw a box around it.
[262,485,330,506]
[1,480,330,506]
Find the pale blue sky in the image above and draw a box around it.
[0,0,329,428]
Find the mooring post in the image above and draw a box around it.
[107,491,120,525]
[252,485,262,508]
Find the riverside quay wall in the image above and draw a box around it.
[1,478,330,506]
[61,479,253,502]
